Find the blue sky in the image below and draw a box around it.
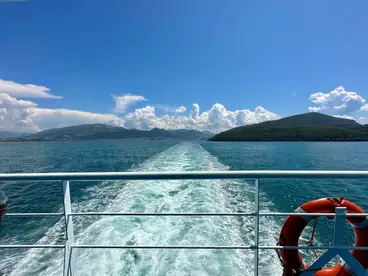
[1,0,368,132]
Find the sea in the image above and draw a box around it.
[0,141,367,276]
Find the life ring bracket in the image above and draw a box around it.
[278,198,368,276]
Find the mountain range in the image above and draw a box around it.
[0,124,213,141]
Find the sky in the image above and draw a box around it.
[1,0,368,133]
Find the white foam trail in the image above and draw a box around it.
[0,190,7,204]
[3,143,283,275]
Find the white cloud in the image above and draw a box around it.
[154,105,187,113]
[361,104,368,112]
[113,94,146,113]
[175,106,186,113]
[0,79,62,99]
[308,106,322,112]
[333,115,355,120]
[308,86,366,114]
[0,93,125,132]
[123,106,157,130]
[190,103,200,119]
[0,93,39,132]
[123,103,279,133]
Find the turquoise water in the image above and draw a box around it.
[0,141,367,275]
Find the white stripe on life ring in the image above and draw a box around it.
[293,207,313,223]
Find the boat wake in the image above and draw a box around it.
[1,142,283,276]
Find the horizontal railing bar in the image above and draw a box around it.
[0,245,65,248]
[2,244,368,250]
[1,170,368,181]
[70,245,368,250]
[262,212,368,217]
[70,212,255,216]
[4,212,367,217]
[72,245,253,249]
[262,245,368,250]
[69,212,368,217]
[6,213,64,217]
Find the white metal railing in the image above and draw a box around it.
[1,170,368,276]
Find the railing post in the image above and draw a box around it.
[302,207,367,275]
[334,207,367,275]
[63,181,76,276]
[332,207,346,246]
[254,179,259,276]
[301,208,347,276]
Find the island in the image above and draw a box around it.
[209,112,368,141]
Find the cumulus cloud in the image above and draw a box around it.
[0,93,39,132]
[175,106,186,113]
[123,106,157,130]
[0,83,278,133]
[0,79,62,99]
[123,103,279,133]
[333,115,355,120]
[113,94,146,113]
[190,103,200,119]
[308,106,322,112]
[308,86,366,114]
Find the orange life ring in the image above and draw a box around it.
[278,197,368,275]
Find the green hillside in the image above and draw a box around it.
[209,113,368,141]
